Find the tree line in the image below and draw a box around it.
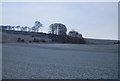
[0,21,43,32]
[0,21,83,38]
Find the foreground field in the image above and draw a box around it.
[2,44,118,79]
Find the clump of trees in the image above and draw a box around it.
[49,34,86,44]
[1,21,86,44]
[68,30,82,38]
[49,23,67,35]
[1,21,43,32]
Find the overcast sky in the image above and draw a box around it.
[1,2,118,40]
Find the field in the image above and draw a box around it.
[2,43,118,79]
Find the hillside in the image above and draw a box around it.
[1,30,86,44]
[85,38,118,44]
[1,30,118,44]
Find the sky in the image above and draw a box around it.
[1,2,118,40]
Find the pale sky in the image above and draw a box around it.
[1,2,118,40]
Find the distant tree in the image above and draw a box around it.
[32,21,43,32]
[1,26,6,30]
[31,26,36,32]
[68,30,82,38]
[49,23,67,35]
[1,25,11,30]
[11,26,15,30]
[28,27,32,32]
[24,26,28,31]
[6,26,10,30]
[16,26,21,31]
[49,24,57,34]
[20,26,25,31]
[14,25,29,31]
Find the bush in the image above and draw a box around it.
[17,38,25,42]
[21,39,24,42]
[41,39,46,43]
[17,38,21,42]
[33,38,39,43]
[50,35,86,44]
[31,35,34,37]
[114,41,120,44]
[29,40,32,43]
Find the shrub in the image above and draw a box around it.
[41,39,46,43]
[31,35,34,37]
[33,38,39,43]
[21,39,24,42]
[17,38,21,42]
[29,40,32,43]
[17,38,25,42]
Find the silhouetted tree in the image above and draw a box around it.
[68,30,82,38]
[49,23,67,35]
[33,38,39,43]
[16,26,20,31]
[32,21,43,32]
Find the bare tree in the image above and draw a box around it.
[16,26,20,31]
[24,26,28,31]
[20,26,25,31]
[11,26,15,30]
[28,27,32,32]
[32,21,43,32]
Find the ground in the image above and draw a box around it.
[2,44,118,79]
